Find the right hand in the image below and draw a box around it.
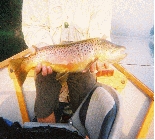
[35,63,53,76]
[34,42,53,76]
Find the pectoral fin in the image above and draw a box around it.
[82,58,98,73]
[56,72,69,84]
[60,41,73,45]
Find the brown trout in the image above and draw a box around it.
[9,38,126,86]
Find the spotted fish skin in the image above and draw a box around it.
[28,38,96,72]
[9,38,126,86]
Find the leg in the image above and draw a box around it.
[37,112,56,123]
[34,72,61,123]
[67,71,97,113]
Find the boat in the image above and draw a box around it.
[0,49,154,139]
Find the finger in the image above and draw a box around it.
[42,65,48,76]
[104,63,109,69]
[35,63,42,75]
[47,66,53,74]
[82,62,96,73]
[96,62,103,71]
[89,62,97,73]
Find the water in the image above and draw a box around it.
[111,35,154,91]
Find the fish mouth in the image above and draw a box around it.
[111,46,127,61]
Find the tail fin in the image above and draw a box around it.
[9,58,28,86]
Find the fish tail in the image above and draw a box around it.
[9,58,29,86]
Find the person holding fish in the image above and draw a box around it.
[22,0,113,123]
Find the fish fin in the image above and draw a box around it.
[60,41,73,45]
[9,58,28,86]
[56,72,69,83]
[82,58,98,72]
[101,35,108,40]
[31,45,38,55]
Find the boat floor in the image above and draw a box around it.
[0,66,153,139]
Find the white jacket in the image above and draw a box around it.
[22,0,112,48]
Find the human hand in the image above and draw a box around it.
[89,61,109,73]
[34,42,53,76]
[89,61,114,77]
[35,63,53,76]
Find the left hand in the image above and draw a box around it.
[89,61,114,77]
[89,61,109,73]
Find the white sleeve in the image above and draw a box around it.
[22,0,53,48]
[88,0,112,41]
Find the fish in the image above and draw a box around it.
[9,38,127,86]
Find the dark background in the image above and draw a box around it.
[0,0,27,61]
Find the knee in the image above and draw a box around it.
[37,112,56,123]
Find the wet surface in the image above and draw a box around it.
[111,35,154,91]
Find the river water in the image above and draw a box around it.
[111,35,154,91]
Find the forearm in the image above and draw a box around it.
[22,0,53,48]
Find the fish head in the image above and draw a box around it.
[98,39,127,63]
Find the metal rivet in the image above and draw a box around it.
[69,119,73,125]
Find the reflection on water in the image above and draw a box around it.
[111,35,154,91]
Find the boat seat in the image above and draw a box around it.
[23,85,123,139]
[70,85,123,139]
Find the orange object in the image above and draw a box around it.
[136,101,154,139]
[96,69,114,77]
